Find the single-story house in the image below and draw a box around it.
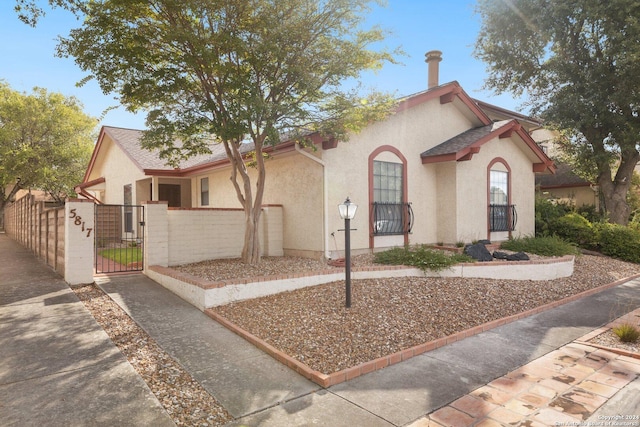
[535,162,600,209]
[77,51,555,260]
[522,126,600,209]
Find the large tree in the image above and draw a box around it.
[22,0,398,264]
[0,82,96,227]
[474,0,640,225]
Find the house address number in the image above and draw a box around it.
[69,208,93,237]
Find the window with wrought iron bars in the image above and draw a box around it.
[489,204,517,232]
[372,160,413,235]
[372,202,414,235]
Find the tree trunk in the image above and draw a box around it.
[241,205,262,264]
[600,178,631,225]
[223,136,267,265]
[597,150,639,226]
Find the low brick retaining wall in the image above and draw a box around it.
[146,255,575,310]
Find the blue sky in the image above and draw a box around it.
[0,1,525,131]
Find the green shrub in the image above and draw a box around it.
[373,245,473,272]
[500,235,579,257]
[535,197,567,236]
[612,324,640,343]
[576,204,606,223]
[596,222,640,263]
[549,213,598,249]
[535,196,602,236]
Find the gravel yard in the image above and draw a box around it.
[172,254,371,281]
[209,254,640,374]
[74,253,640,426]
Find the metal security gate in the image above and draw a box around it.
[94,204,145,274]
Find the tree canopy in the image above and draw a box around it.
[29,0,399,263]
[474,0,640,224]
[0,82,96,221]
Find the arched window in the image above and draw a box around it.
[368,146,413,245]
[488,159,516,232]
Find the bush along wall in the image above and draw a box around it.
[596,223,640,264]
[548,213,598,250]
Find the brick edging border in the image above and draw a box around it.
[204,273,640,388]
[574,330,640,361]
[574,305,640,361]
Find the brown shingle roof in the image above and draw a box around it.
[102,126,254,172]
[421,120,513,159]
[536,162,591,188]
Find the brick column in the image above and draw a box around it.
[64,199,95,285]
[143,201,169,269]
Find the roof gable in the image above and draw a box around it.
[474,99,543,132]
[82,126,253,182]
[421,119,555,173]
[396,81,493,129]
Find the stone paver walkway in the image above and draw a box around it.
[411,310,640,427]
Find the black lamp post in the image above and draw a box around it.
[338,197,358,308]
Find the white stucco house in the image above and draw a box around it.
[77,52,555,261]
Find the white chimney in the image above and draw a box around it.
[425,50,443,89]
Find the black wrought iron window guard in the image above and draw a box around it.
[372,202,413,235]
[489,204,517,232]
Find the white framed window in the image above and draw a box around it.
[489,170,508,205]
[201,177,209,206]
[373,161,403,203]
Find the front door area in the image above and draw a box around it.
[159,184,181,207]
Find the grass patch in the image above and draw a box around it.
[99,248,142,265]
[612,324,640,343]
[373,244,473,272]
[500,236,579,257]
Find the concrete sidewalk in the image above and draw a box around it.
[96,266,640,426]
[2,230,640,426]
[0,233,174,426]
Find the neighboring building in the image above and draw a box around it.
[535,162,600,209]
[77,51,555,260]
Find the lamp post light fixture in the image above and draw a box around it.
[338,197,358,308]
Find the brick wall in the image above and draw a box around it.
[144,203,284,267]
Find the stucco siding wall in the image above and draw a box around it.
[454,159,491,243]
[454,136,536,241]
[190,152,324,257]
[434,162,458,244]
[89,136,146,205]
[321,99,475,253]
[136,178,152,204]
[262,153,324,257]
